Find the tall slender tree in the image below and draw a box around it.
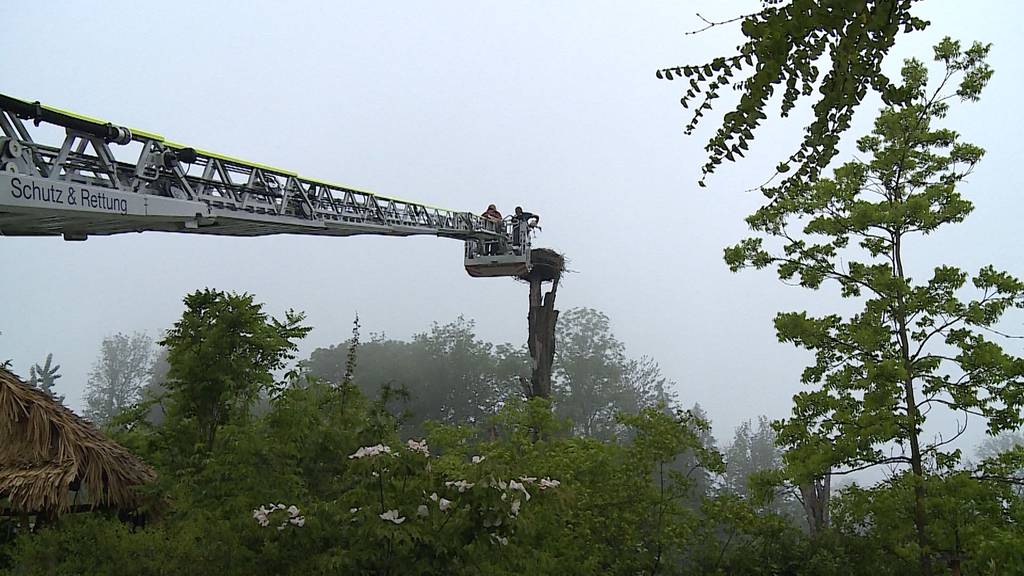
[726,39,1023,575]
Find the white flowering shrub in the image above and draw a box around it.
[331,433,563,571]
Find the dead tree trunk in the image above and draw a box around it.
[527,275,559,399]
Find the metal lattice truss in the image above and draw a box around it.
[0,93,504,243]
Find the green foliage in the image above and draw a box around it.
[659,1,929,188]
[832,472,1024,575]
[3,384,743,575]
[159,288,311,451]
[725,38,1024,573]
[4,291,807,575]
[730,38,1017,470]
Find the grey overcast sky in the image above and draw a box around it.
[1,1,1022,448]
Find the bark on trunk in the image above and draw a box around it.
[799,471,831,536]
[526,276,559,399]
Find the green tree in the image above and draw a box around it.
[159,289,311,451]
[658,1,929,188]
[28,353,63,404]
[832,471,1024,575]
[725,39,1022,575]
[554,308,674,439]
[84,331,153,425]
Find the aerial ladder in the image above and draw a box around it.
[0,93,533,278]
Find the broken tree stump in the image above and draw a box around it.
[519,249,565,399]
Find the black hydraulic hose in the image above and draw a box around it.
[0,93,132,145]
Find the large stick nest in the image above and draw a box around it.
[517,248,565,283]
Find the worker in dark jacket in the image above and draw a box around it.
[511,206,540,248]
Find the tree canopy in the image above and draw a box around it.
[159,289,311,451]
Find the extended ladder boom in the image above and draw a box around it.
[0,93,506,244]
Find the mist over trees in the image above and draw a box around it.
[304,316,525,431]
[304,307,680,442]
[5,4,1024,576]
[84,332,153,425]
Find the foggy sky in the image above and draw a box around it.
[2,1,1022,450]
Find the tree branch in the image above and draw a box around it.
[831,456,913,476]
[686,12,754,36]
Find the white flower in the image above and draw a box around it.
[471,455,486,464]
[538,477,561,490]
[508,479,531,501]
[519,476,537,484]
[379,509,406,524]
[252,507,270,527]
[429,492,439,502]
[445,480,474,493]
[253,503,304,529]
[510,499,521,517]
[417,504,430,517]
[350,507,360,514]
[491,534,509,546]
[407,438,430,457]
[439,498,453,512]
[348,444,393,459]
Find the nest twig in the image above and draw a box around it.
[517,248,566,283]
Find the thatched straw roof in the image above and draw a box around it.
[518,248,566,283]
[0,367,155,514]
